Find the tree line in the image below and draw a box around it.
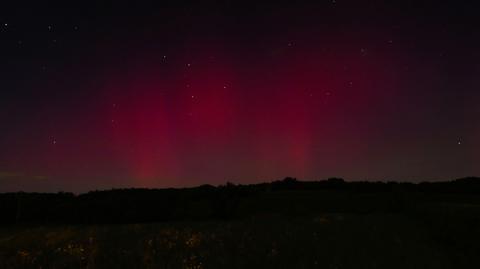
[1,177,479,225]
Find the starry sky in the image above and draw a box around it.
[0,1,479,192]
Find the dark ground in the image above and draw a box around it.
[1,177,479,268]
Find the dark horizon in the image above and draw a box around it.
[1,176,479,194]
[2,176,480,226]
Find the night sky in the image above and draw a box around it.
[0,1,479,192]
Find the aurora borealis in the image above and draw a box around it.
[0,1,478,192]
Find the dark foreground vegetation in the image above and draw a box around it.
[1,177,480,268]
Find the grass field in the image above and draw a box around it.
[0,212,469,269]
[1,185,480,269]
